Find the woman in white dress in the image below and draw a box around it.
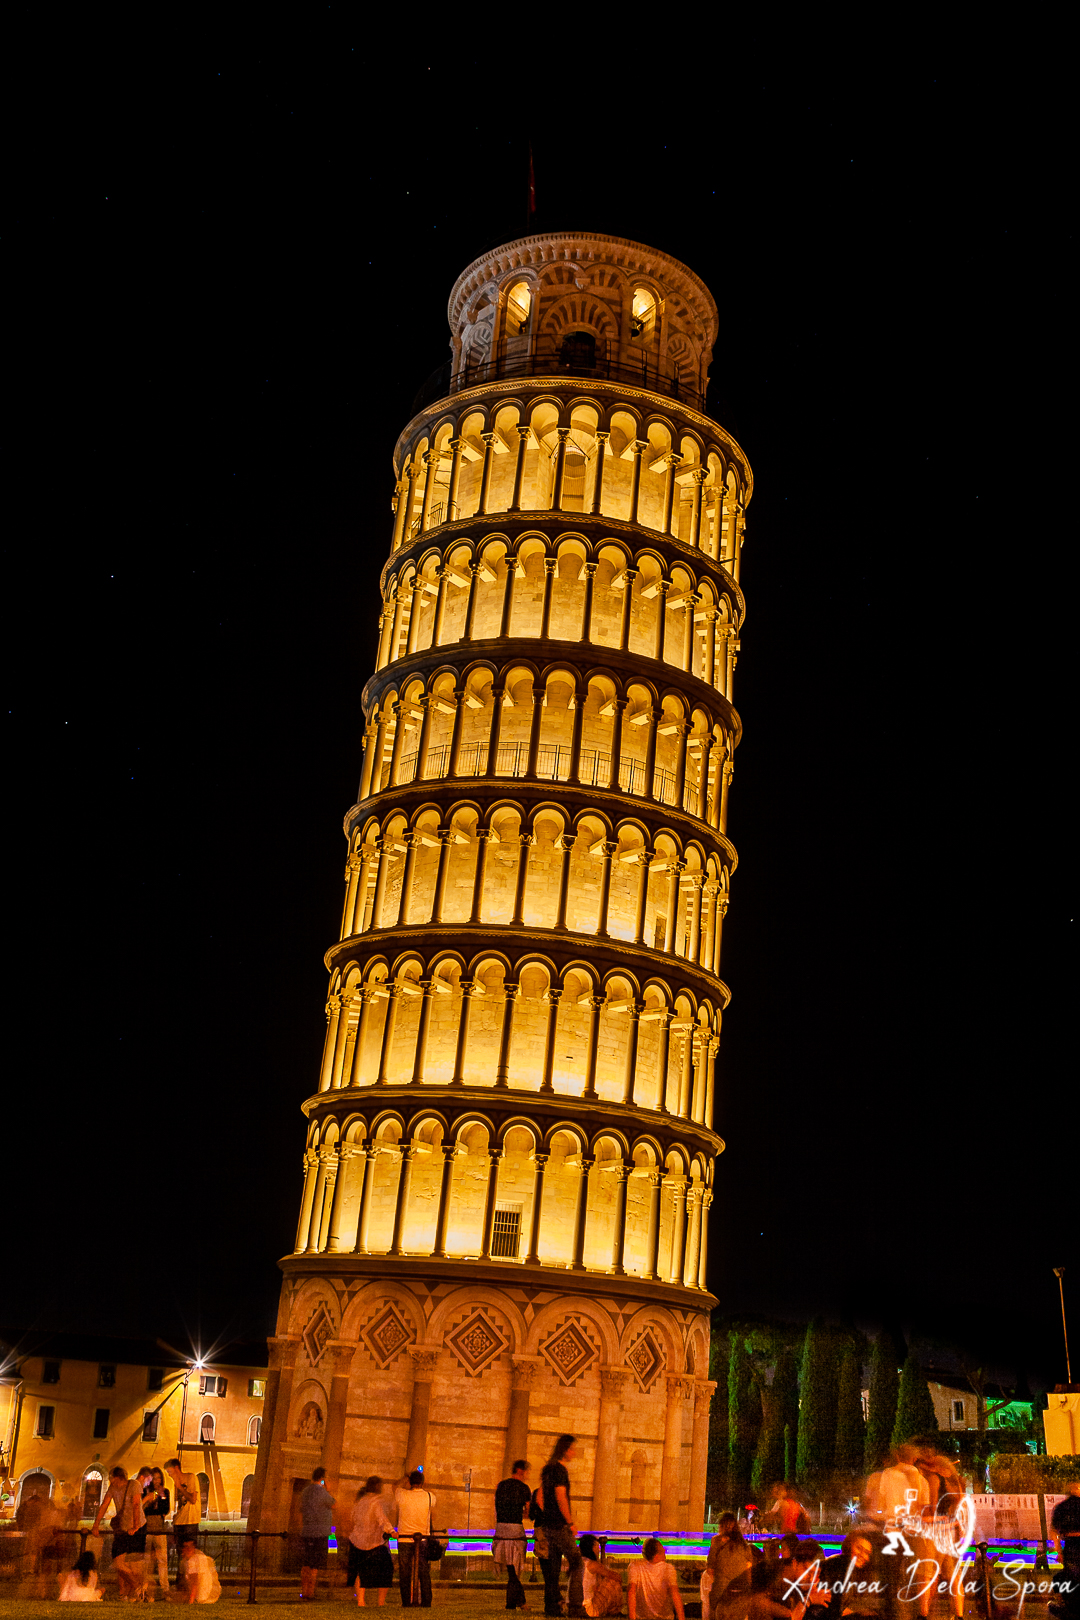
[59,1552,103,1602]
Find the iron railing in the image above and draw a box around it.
[412,339,705,415]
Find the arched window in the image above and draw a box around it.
[247,1416,262,1446]
[18,1470,53,1508]
[559,332,596,371]
[631,288,656,339]
[81,1469,104,1521]
[200,1413,216,1444]
[506,281,531,333]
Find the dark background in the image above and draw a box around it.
[7,33,1073,1389]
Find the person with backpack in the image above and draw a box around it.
[394,1469,437,1608]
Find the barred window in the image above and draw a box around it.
[491,1204,522,1258]
[37,1405,55,1437]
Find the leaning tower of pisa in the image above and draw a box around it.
[251,232,753,1537]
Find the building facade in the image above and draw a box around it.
[0,1331,267,1523]
[252,232,753,1536]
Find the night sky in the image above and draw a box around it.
[8,38,1073,1391]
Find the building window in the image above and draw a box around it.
[142,1412,160,1442]
[248,1379,266,1399]
[558,332,596,371]
[247,1416,262,1446]
[952,1399,965,1424]
[200,1413,216,1443]
[241,1474,255,1519]
[147,1368,165,1392]
[42,1360,61,1385]
[506,280,531,334]
[491,1204,522,1258]
[630,287,657,340]
[93,1409,110,1439]
[199,1374,227,1397]
[36,1405,55,1438]
[860,1388,870,1422]
[82,1470,104,1520]
[98,1365,116,1389]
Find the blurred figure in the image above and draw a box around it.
[166,1458,201,1586]
[494,1461,532,1611]
[143,1466,171,1596]
[531,1482,553,1609]
[628,1540,685,1620]
[749,1540,830,1620]
[915,1445,964,1620]
[707,1514,753,1620]
[90,1466,147,1600]
[59,1550,104,1602]
[817,1534,883,1620]
[880,1447,933,1620]
[179,1539,221,1604]
[298,1466,335,1602]
[580,1534,623,1617]
[1050,1478,1080,1620]
[535,1436,585,1617]
[347,1477,395,1607]
[766,1487,808,1539]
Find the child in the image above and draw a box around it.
[59,1550,104,1601]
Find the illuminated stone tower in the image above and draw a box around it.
[252,233,753,1536]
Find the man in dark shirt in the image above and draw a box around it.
[537,1436,585,1618]
[298,1467,335,1602]
[1051,1481,1080,1620]
[494,1461,532,1610]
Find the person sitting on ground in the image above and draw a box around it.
[816,1535,883,1620]
[707,1513,753,1620]
[749,1541,829,1620]
[179,1539,221,1604]
[628,1539,685,1620]
[347,1478,395,1608]
[580,1534,623,1617]
[59,1551,104,1602]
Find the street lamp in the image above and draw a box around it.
[1053,1268,1071,1384]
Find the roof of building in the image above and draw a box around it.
[0,1327,268,1374]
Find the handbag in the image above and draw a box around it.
[423,1491,444,1562]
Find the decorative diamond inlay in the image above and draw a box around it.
[625,1327,665,1393]
[361,1302,416,1369]
[445,1308,509,1377]
[539,1318,599,1387]
[302,1304,333,1366]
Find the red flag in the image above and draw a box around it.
[527,144,536,218]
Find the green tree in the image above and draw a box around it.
[728,1329,756,1506]
[865,1328,903,1471]
[749,1334,798,1498]
[892,1352,939,1447]
[834,1342,866,1481]
[784,1423,795,1483]
[796,1318,839,1484]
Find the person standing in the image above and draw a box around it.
[166,1458,201,1590]
[90,1467,147,1600]
[394,1470,436,1608]
[536,1435,585,1618]
[143,1468,171,1596]
[299,1467,335,1602]
[494,1461,532,1611]
[628,1540,685,1620]
[347,1478,395,1607]
[706,1514,753,1620]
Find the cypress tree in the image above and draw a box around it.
[834,1342,866,1481]
[784,1423,794,1483]
[728,1329,755,1506]
[892,1351,939,1447]
[865,1328,902,1471]
[797,1318,839,1484]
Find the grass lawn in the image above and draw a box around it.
[0,1593,523,1620]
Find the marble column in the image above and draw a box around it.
[404,1347,441,1473]
[688,1380,717,1531]
[503,1356,543,1478]
[571,1156,594,1270]
[659,1375,693,1531]
[593,1367,629,1528]
[525,1153,549,1262]
[590,431,610,515]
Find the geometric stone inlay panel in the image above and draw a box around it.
[361,1301,416,1370]
[444,1308,510,1378]
[302,1304,334,1367]
[539,1317,600,1388]
[625,1326,665,1393]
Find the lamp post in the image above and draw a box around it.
[1053,1268,1071,1384]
